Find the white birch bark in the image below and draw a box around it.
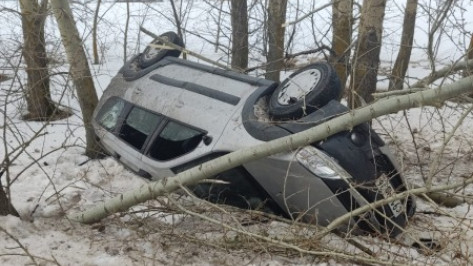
[69,76,473,224]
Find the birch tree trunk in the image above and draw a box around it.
[331,0,353,94]
[20,0,56,120]
[69,75,473,224]
[265,0,287,82]
[389,0,418,91]
[50,0,102,158]
[349,0,387,108]
[231,0,248,70]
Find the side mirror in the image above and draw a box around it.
[203,135,213,146]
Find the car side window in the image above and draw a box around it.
[148,121,204,161]
[119,107,162,150]
[97,97,125,131]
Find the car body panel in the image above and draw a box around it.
[243,154,351,226]
[96,126,145,173]
[140,144,213,179]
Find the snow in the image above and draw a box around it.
[1,0,473,265]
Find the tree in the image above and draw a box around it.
[50,0,102,158]
[230,0,248,70]
[265,0,287,82]
[389,0,418,91]
[348,0,387,108]
[20,0,57,121]
[331,0,353,93]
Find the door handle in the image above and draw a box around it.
[113,152,121,160]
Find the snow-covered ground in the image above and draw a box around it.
[1,0,473,265]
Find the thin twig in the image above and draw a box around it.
[140,27,241,73]
[0,225,39,265]
[166,193,401,265]
[283,1,335,27]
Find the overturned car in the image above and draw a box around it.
[92,32,415,236]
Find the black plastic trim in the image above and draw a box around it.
[150,73,240,106]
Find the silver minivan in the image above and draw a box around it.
[93,32,415,236]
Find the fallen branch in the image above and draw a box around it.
[68,75,473,224]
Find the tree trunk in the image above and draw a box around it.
[123,0,130,63]
[169,0,186,60]
[331,0,353,94]
[50,0,102,158]
[0,172,19,217]
[265,0,287,82]
[214,0,224,53]
[92,0,102,64]
[348,0,387,108]
[20,0,56,120]
[70,75,473,224]
[389,0,418,91]
[230,0,248,70]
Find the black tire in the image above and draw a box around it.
[139,31,184,68]
[268,62,342,120]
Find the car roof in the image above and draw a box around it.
[100,57,276,138]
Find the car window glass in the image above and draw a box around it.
[120,107,162,150]
[148,121,204,161]
[97,98,125,131]
[126,108,160,135]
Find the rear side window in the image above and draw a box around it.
[119,107,162,150]
[148,121,204,161]
[97,97,125,131]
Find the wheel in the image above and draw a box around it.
[139,31,184,68]
[268,62,342,120]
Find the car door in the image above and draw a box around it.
[113,105,164,174]
[140,120,211,179]
[95,98,164,174]
[95,97,145,172]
